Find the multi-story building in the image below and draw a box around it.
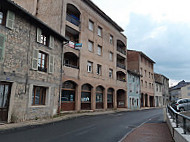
[127,50,155,107]
[127,70,141,110]
[0,0,67,122]
[154,73,163,107]
[170,80,190,102]
[13,0,128,111]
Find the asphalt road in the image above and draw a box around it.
[0,108,163,142]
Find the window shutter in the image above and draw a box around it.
[49,55,54,73]
[32,49,38,70]
[37,28,42,43]
[49,36,54,49]
[0,34,5,61]
[6,10,15,29]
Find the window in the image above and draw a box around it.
[0,34,5,61]
[62,81,76,102]
[97,64,102,75]
[32,86,46,105]
[0,11,4,25]
[149,83,151,89]
[109,35,113,44]
[88,20,94,31]
[144,70,146,77]
[145,81,147,88]
[109,52,113,61]
[141,80,143,87]
[87,61,93,73]
[149,72,150,78]
[97,45,102,56]
[109,69,113,78]
[38,51,48,72]
[98,26,102,37]
[140,68,143,75]
[88,40,93,52]
[37,28,54,48]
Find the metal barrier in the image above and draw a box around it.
[167,105,190,134]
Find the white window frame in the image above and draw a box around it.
[109,52,113,61]
[97,64,102,75]
[110,34,113,44]
[87,61,93,73]
[109,69,113,78]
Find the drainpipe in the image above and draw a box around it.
[58,41,68,114]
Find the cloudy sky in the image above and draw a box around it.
[92,0,190,86]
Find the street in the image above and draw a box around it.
[0,108,163,142]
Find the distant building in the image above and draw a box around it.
[127,70,141,109]
[127,50,155,107]
[154,73,169,107]
[169,80,190,102]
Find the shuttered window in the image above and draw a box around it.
[37,28,42,43]
[6,10,15,29]
[0,34,5,61]
[32,49,38,70]
[49,55,54,73]
[49,36,54,49]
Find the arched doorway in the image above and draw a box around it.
[96,86,104,109]
[81,84,92,110]
[107,88,114,109]
[61,81,76,111]
[117,89,125,108]
[141,93,144,107]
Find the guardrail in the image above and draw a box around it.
[167,105,190,134]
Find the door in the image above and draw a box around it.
[0,82,11,122]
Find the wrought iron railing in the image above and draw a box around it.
[117,62,126,69]
[167,105,190,134]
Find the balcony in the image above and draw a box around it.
[66,13,80,27]
[117,62,126,70]
[64,63,79,69]
[117,71,126,82]
[64,52,79,69]
[117,47,126,55]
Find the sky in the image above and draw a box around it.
[92,0,190,87]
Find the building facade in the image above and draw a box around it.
[127,50,155,107]
[154,73,163,107]
[170,80,190,102]
[13,0,128,111]
[0,0,67,122]
[127,70,141,110]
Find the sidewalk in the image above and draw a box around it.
[122,120,174,142]
[0,107,158,133]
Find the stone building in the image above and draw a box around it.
[127,70,141,110]
[13,0,128,111]
[170,80,190,102]
[0,0,67,122]
[154,73,163,107]
[127,50,155,107]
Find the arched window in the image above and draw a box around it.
[81,84,91,102]
[62,81,76,102]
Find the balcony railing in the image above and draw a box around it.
[66,13,80,27]
[117,62,126,70]
[64,63,79,69]
[117,47,126,55]
[117,78,126,82]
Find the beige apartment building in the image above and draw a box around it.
[13,0,128,111]
[127,50,155,107]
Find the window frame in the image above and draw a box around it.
[97,26,102,37]
[97,45,102,56]
[88,20,94,31]
[109,34,113,44]
[88,40,93,52]
[32,86,46,106]
[38,51,48,72]
[109,69,113,78]
[87,61,93,73]
[97,64,102,75]
[109,52,113,61]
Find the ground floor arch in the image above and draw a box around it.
[81,83,92,110]
[117,89,126,108]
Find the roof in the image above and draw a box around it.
[82,0,124,32]
[1,0,68,42]
[128,49,155,63]
[170,80,190,90]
